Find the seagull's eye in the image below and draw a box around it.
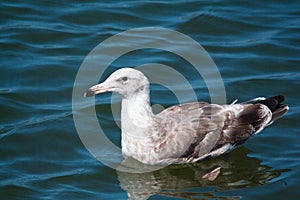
[121,76,128,82]
[117,76,128,83]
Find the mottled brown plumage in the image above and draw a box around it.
[156,95,288,163]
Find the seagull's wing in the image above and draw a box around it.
[155,96,288,163]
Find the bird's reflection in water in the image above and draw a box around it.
[117,147,289,200]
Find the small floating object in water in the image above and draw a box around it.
[202,167,222,181]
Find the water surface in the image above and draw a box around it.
[1,0,299,199]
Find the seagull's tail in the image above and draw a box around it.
[242,95,289,126]
[261,95,289,124]
[249,95,289,125]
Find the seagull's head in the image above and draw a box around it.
[84,68,149,98]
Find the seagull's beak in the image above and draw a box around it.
[84,83,114,98]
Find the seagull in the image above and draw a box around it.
[84,68,289,165]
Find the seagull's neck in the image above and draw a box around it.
[121,87,155,135]
[120,86,166,163]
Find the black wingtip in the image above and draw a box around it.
[262,95,287,112]
[271,95,285,103]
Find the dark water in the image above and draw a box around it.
[1,0,299,199]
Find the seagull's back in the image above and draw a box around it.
[155,95,288,163]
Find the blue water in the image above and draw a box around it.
[1,1,299,199]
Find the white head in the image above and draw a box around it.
[84,68,150,99]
